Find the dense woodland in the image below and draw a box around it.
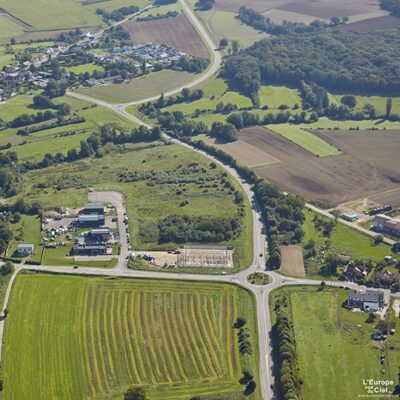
[381,0,400,16]
[222,29,400,95]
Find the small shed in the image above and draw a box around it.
[17,244,34,256]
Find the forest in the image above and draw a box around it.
[222,29,400,95]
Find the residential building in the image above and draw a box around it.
[343,263,367,280]
[16,244,34,257]
[372,214,400,237]
[347,290,384,312]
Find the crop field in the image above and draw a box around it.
[123,14,209,59]
[258,85,301,109]
[270,286,399,400]
[77,70,195,103]
[336,15,400,32]
[0,0,150,34]
[13,141,253,268]
[279,245,305,276]
[0,14,23,40]
[276,0,381,18]
[268,124,342,157]
[263,8,327,24]
[213,0,281,12]
[3,274,259,400]
[204,126,400,205]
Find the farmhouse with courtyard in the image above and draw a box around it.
[372,215,400,237]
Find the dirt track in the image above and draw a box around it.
[123,14,209,59]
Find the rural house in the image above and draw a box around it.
[16,244,34,257]
[343,263,367,281]
[347,290,384,312]
[372,214,400,237]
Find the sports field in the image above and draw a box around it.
[77,70,195,103]
[270,286,398,399]
[3,274,260,400]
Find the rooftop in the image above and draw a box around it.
[348,290,384,303]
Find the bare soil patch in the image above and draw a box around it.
[202,135,280,168]
[214,0,296,13]
[277,0,380,18]
[123,14,209,59]
[280,245,305,276]
[214,127,400,206]
[335,15,400,32]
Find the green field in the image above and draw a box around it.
[12,141,253,269]
[137,2,182,18]
[66,63,104,74]
[195,8,268,48]
[258,85,301,109]
[0,98,138,161]
[306,117,400,130]
[269,124,342,157]
[0,15,24,41]
[270,286,399,399]
[331,94,400,116]
[77,70,195,103]
[3,274,260,399]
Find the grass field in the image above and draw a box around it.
[331,94,400,115]
[0,98,138,161]
[258,85,301,109]
[270,286,396,399]
[136,2,182,19]
[306,117,400,130]
[77,70,195,103]
[269,124,342,157]
[0,15,24,41]
[66,63,104,74]
[3,274,260,400]
[12,141,253,269]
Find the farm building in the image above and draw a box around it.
[347,290,384,312]
[72,244,108,256]
[340,212,359,222]
[16,244,34,257]
[343,263,367,280]
[77,214,105,227]
[372,214,400,237]
[81,203,104,215]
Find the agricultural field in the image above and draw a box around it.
[11,141,253,269]
[123,14,209,59]
[0,97,137,162]
[0,0,150,38]
[258,85,301,109]
[268,124,342,157]
[336,15,400,32]
[279,245,305,276]
[262,8,328,24]
[0,15,24,41]
[270,286,399,400]
[196,8,269,48]
[206,126,400,206]
[136,2,183,19]
[3,274,260,400]
[77,70,195,103]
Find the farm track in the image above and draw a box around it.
[0,7,32,29]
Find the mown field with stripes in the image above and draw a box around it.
[2,274,260,399]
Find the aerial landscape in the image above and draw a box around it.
[0,0,399,399]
